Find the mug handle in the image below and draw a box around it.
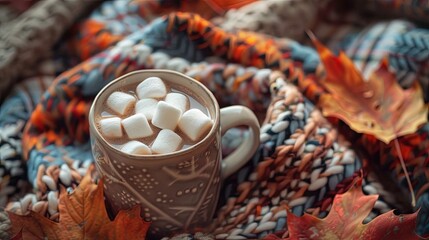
[220,106,260,179]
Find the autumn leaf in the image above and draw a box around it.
[9,230,25,240]
[285,177,421,240]
[9,174,150,240]
[8,212,44,240]
[311,35,428,144]
[308,33,427,205]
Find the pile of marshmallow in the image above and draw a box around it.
[99,77,213,155]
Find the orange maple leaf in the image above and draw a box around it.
[312,36,428,144]
[285,178,421,240]
[9,174,150,240]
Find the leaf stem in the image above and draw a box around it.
[393,139,416,207]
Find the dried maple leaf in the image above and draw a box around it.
[309,33,427,206]
[9,174,150,240]
[312,36,428,144]
[9,230,25,240]
[286,178,421,240]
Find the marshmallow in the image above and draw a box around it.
[178,109,213,142]
[152,101,182,130]
[165,92,189,113]
[136,77,167,99]
[99,117,123,138]
[106,91,136,115]
[151,129,182,154]
[122,113,153,139]
[135,98,158,120]
[121,141,151,155]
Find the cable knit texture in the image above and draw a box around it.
[0,0,96,101]
[0,0,428,238]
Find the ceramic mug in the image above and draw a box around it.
[89,70,260,236]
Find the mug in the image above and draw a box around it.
[89,70,260,236]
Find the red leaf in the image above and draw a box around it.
[285,178,421,240]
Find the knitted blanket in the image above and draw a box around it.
[1,0,428,239]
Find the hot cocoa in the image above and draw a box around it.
[95,76,213,155]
